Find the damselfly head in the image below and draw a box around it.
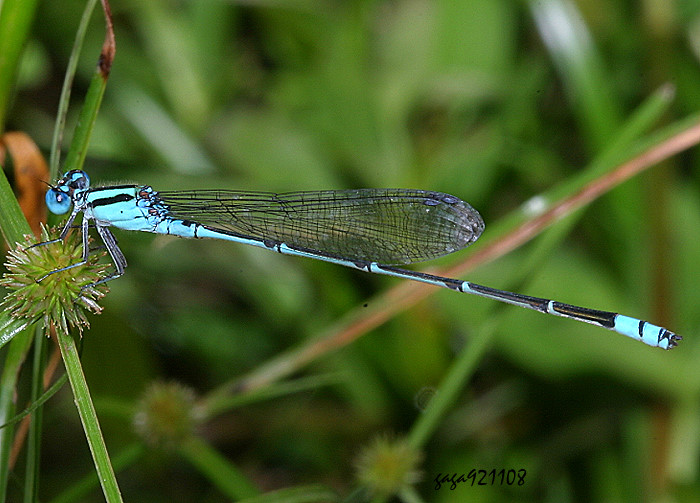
[60,169,91,191]
[45,170,91,215]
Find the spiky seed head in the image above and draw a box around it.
[0,225,109,336]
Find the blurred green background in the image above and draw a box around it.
[3,0,700,501]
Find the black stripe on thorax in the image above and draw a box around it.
[90,191,136,208]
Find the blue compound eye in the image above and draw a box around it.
[64,170,90,190]
[46,188,72,215]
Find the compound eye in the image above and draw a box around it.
[65,170,90,190]
[46,188,72,215]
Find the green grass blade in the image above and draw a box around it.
[23,331,47,502]
[0,0,41,128]
[48,0,100,177]
[178,435,259,499]
[0,157,35,503]
[61,0,114,176]
[530,0,621,151]
[0,326,33,502]
[0,166,32,244]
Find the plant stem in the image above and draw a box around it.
[56,329,123,503]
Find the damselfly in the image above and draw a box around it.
[39,169,681,349]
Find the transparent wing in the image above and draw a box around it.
[155,188,485,265]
